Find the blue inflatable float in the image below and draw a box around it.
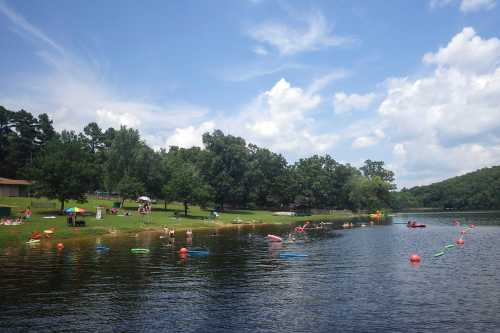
[96,245,109,252]
[188,250,209,257]
[279,252,308,258]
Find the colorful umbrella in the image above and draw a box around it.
[65,207,86,214]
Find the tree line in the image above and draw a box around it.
[391,166,500,210]
[1,106,396,214]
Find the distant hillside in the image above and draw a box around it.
[392,166,500,210]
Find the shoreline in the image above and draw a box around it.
[0,212,370,248]
[0,195,370,248]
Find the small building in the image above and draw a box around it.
[0,177,32,197]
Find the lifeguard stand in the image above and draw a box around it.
[96,206,104,220]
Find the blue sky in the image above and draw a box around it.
[1,0,500,188]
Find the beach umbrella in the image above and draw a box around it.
[137,196,151,202]
[65,207,86,214]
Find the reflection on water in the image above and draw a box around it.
[1,213,500,332]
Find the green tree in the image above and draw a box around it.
[3,110,38,178]
[246,144,288,207]
[0,106,15,176]
[360,159,396,188]
[117,175,145,207]
[35,113,56,147]
[104,126,142,192]
[164,159,213,216]
[83,122,104,154]
[289,155,356,209]
[0,107,56,178]
[398,165,500,210]
[202,130,250,209]
[29,131,95,211]
[347,175,392,211]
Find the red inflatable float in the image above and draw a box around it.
[409,254,421,263]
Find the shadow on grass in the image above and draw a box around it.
[173,215,212,221]
[38,210,65,216]
[220,210,254,215]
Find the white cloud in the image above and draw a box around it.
[430,0,454,8]
[165,121,215,149]
[352,136,377,149]
[0,1,65,55]
[429,0,496,12]
[219,62,305,82]
[1,58,209,150]
[248,12,351,55]
[241,79,338,155]
[423,27,500,73]
[307,69,350,94]
[333,92,376,114]
[165,78,338,157]
[0,2,209,151]
[460,0,496,12]
[377,27,500,186]
[253,46,269,56]
[351,129,385,149]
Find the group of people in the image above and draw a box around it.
[0,217,23,225]
[1,207,32,226]
[407,220,417,227]
[163,227,193,239]
[109,208,131,216]
[138,202,151,215]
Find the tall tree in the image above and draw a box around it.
[117,175,145,207]
[347,175,392,211]
[290,155,347,209]
[83,122,104,154]
[0,106,15,176]
[360,160,395,187]
[29,131,95,211]
[35,113,56,147]
[163,159,213,216]
[1,108,53,178]
[246,145,288,207]
[202,130,250,209]
[104,126,142,192]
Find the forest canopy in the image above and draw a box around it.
[1,106,397,213]
[391,166,500,210]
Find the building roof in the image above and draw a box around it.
[0,177,32,185]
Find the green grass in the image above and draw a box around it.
[0,196,366,246]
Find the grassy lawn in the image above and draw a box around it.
[0,196,366,246]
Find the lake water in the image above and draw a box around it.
[1,212,500,332]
